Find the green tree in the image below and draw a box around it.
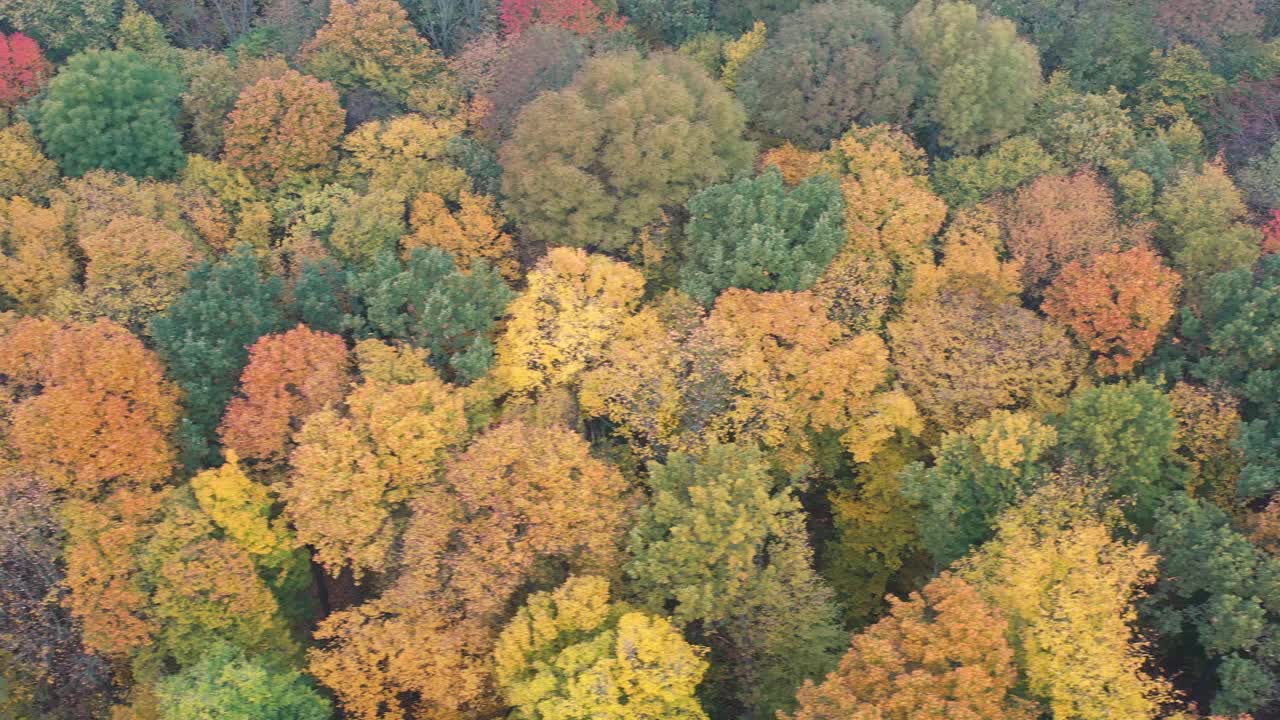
[346,248,514,383]
[500,50,754,253]
[679,167,844,304]
[901,410,1057,565]
[713,0,809,34]
[156,642,331,720]
[735,0,919,148]
[902,0,1043,153]
[930,135,1060,208]
[1028,72,1138,168]
[150,245,286,469]
[35,49,183,179]
[1055,381,1184,528]
[626,443,843,718]
[1145,494,1280,716]
[0,0,118,58]
[494,576,710,720]
[621,0,712,44]
[1154,162,1261,292]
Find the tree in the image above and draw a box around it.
[499,0,626,35]
[889,287,1084,431]
[479,25,586,141]
[679,167,845,304]
[902,0,1042,152]
[0,121,59,200]
[156,643,331,720]
[901,410,1057,564]
[218,325,351,467]
[1056,381,1183,528]
[406,190,520,281]
[1156,0,1261,52]
[178,154,273,255]
[619,0,711,44]
[0,0,117,58]
[930,135,1059,208]
[626,443,843,716]
[494,247,646,399]
[180,52,291,160]
[999,170,1131,293]
[713,0,808,35]
[402,0,491,55]
[1145,494,1280,716]
[78,215,201,332]
[0,471,111,720]
[786,573,1034,720]
[1028,72,1138,169]
[494,576,710,720]
[223,70,345,188]
[0,197,74,314]
[1169,382,1243,504]
[1154,162,1261,291]
[283,340,466,580]
[150,245,287,469]
[308,421,633,720]
[0,318,180,496]
[35,49,183,179]
[1191,255,1280,418]
[347,248,515,384]
[1042,247,1182,375]
[735,0,918,148]
[960,480,1169,720]
[698,289,920,475]
[0,32,49,108]
[500,51,754,253]
[301,0,459,115]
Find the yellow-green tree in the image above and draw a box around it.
[493,576,709,720]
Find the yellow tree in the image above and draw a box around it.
[493,576,709,720]
[308,421,634,719]
[0,196,73,314]
[700,289,919,475]
[406,189,519,281]
[282,340,466,580]
[493,247,645,400]
[78,215,201,331]
[339,113,468,199]
[960,479,1170,720]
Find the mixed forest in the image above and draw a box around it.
[8,0,1280,718]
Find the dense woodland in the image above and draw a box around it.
[7,0,1280,718]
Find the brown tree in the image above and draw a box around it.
[223,70,345,188]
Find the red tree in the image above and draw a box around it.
[500,0,625,35]
[1262,209,1280,255]
[0,32,49,108]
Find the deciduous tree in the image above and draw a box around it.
[500,51,753,253]
[78,215,201,332]
[0,121,59,200]
[736,0,918,148]
[786,573,1033,720]
[0,196,74,314]
[494,576,710,720]
[407,190,519,280]
[1042,247,1182,375]
[0,32,49,108]
[223,70,345,188]
[157,643,331,720]
[219,325,351,467]
[499,0,626,35]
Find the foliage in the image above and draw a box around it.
[1145,494,1280,716]
[620,0,711,44]
[786,573,1033,720]
[283,340,467,580]
[218,325,350,467]
[347,248,515,383]
[156,643,331,720]
[626,443,843,717]
[0,197,74,314]
[339,113,469,200]
[1055,381,1184,528]
[902,0,1042,152]
[0,0,118,59]
[180,53,290,160]
[902,410,1057,564]
[0,33,49,108]
[223,70,346,188]
[0,318,179,496]
[494,576,710,720]
[500,0,626,35]
[301,0,459,115]
[406,189,519,280]
[36,49,183,179]
[500,51,753,253]
[930,135,1059,208]
[478,26,586,142]
[1155,162,1261,291]
[78,215,200,332]
[736,0,918,148]
[1029,72,1138,168]
[679,167,844,304]
[1042,247,1182,375]
[961,480,1169,720]
[494,247,646,399]
[149,245,286,469]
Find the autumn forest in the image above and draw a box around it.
[4,0,1280,718]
